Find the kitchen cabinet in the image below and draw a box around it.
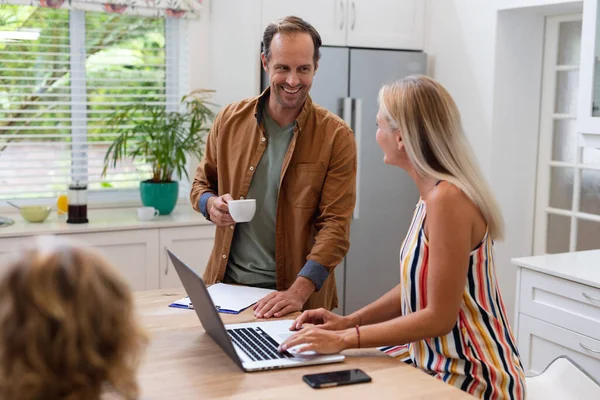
[72,230,160,291]
[0,208,215,292]
[0,230,162,291]
[512,251,600,381]
[261,0,425,50]
[261,0,346,46]
[0,236,30,276]
[159,225,216,289]
[577,0,600,146]
[346,0,425,50]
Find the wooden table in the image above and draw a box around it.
[135,289,475,399]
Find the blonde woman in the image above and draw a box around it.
[0,236,147,400]
[279,76,526,399]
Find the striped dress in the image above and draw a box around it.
[381,198,526,400]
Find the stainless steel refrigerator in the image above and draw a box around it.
[261,47,426,315]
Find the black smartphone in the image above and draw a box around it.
[302,368,372,389]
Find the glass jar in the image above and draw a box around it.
[66,183,88,224]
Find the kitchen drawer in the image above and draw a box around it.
[519,268,600,340]
[517,314,600,382]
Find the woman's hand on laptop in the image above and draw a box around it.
[278,327,356,355]
[289,308,353,331]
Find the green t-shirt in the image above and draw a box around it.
[224,108,295,288]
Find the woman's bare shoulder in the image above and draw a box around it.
[425,181,479,218]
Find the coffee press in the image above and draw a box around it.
[67,182,89,224]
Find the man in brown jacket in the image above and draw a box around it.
[190,16,356,318]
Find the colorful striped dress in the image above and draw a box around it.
[381,198,526,399]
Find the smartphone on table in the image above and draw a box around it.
[302,368,372,389]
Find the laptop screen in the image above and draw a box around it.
[167,250,244,369]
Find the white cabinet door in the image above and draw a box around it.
[0,236,32,277]
[159,225,215,289]
[261,0,346,47]
[517,314,600,382]
[346,0,425,50]
[74,230,160,291]
[0,232,160,291]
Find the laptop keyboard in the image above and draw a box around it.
[227,327,294,361]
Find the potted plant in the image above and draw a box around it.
[102,90,215,215]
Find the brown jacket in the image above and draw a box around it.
[190,89,356,310]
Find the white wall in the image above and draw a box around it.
[186,0,264,181]
[424,1,499,176]
[208,0,263,109]
[185,2,212,183]
[491,8,546,322]
[425,0,582,321]
[188,4,212,93]
[185,0,266,193]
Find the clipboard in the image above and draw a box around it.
[169,296,250,314]
[169,283,275,314]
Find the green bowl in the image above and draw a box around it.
[19,206,51,223]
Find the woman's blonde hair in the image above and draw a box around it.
[378,75,504,240]
[0,236,147,400]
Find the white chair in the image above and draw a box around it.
[526,356,600,400]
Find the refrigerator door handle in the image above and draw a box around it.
[339,1,344,30]
[352,98,362,220]
[351,1,356,30]
[341,97,353,127]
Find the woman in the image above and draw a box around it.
[0,236,147,400]
[279,76,526,399]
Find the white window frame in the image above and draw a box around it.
[533,13,600,254]
[0,9,189,210]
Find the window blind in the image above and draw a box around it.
[0,5,182,202]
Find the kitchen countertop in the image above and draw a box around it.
[511,250,600,288]
[0,205,212,238]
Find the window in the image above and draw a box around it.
[534,14,600,253]
[0,5,185,204]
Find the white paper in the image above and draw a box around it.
[172,283,275,313]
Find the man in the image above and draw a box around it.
[190,16,356,319]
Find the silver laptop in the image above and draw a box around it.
[167,250,345,372]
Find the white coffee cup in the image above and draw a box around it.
[137,206,159,221]
[228,199,256,223]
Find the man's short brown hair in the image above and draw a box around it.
[262,15,322,66]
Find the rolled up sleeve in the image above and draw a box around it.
[298,260,331,291]
[190,112,221,216]
[199,192,216,219]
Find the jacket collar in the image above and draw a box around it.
[254,86,313,130]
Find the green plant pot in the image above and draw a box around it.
[140,180,179,215]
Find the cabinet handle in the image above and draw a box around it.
[340,1,344,30]
[351,1,356,30]
[164,246,169,275]
[579,342,600,354]
[582,292,600,302]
